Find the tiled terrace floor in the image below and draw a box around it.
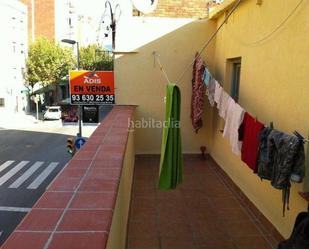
[127,155,281,249]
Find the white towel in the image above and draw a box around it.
[218,91,230,120]
[223,100,245,155]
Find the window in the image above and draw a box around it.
[226,57,241,102]
[231,60,241,102]
[12,42,16,53]
[0,98,5,107]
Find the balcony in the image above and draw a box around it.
[128,155,282,249]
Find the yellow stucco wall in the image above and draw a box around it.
[106,131,135,249]
[210,0,309,237]
[114,0,309,238]
[115,17,217,154]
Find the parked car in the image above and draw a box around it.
[43,106,62,120]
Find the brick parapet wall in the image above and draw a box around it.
[1,106,135,249]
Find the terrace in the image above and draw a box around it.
[1,0,308,248]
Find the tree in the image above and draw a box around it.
[25,37,75,89]
[79,44,113,71]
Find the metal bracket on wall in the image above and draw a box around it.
[256,0,263,5]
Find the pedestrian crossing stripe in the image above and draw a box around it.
[9,162,44,189]
[0,161,14,172]
[28,162,59,189]
[0,160,60,190]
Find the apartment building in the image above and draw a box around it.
[0,0,28,113]
[20,0,112,46]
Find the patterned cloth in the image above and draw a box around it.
[190,53,206,133]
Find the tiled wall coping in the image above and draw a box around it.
[1,105,135,249]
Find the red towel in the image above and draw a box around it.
[191,53,206,133]
[240,112,264,172]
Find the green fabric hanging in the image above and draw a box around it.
[158,83,183,190]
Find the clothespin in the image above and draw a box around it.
[269,122,274,129]
[293,130,304,139]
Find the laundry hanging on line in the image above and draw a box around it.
[158,83,183,190]
[190,53,206,133]
[238,112,265,173]
[194,56,306,216]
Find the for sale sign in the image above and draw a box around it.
[69,70,115,105]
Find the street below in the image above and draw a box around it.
[0,126,72,245]
[0,106,112,245]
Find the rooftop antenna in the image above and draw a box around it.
[131,0,158,14]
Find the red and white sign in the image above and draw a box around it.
[69,70,115,105]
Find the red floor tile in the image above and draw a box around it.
[1,232,50,249]
[79,178,119,192]
[196,236,236,249]
[33,191,73,209]
[158,208,188,224]
[130,205,157,222]
[210,196,242,209]
[66,159,92,169]
[95,150,124,161]
[99,144,126,153]
[17,209,62,231]
[158,222,193,238]
[57,210,113,232]
[73,150,97,160]
[70,192,116,209]
[127,156,280,249]
[133,179,157,190]
[191,219,226,238]
[104,135,128,145]
[127,237,160,249]
[232,235,273,249]
[131,197,157,210]
[132,186,156,198]
[225,220,262,239]
[58,168,88,179]
[48,177,81,191]
[215,206,252,222]
[87,168,122,179]
[92,159,123,169]
[48,232,108,249]
[128,221,158,238]
[160,237,197,249]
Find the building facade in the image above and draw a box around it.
[20,0,112,47]
[115,0,309,238]
[0,0,28,113]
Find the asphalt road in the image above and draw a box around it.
[0,128,72,245]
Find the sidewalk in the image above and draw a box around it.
[0,110,38,129]
[0,110,97,138]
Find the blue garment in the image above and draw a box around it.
[202,67,211,86]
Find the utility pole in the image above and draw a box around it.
[61,39,82,137]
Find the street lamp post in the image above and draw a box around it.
[61,39,82,137]
[104,1,120,69]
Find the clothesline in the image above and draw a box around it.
[152,0,242,85]
[192,54,306,216]
[202,63,309,143]
[152,51,171,84]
